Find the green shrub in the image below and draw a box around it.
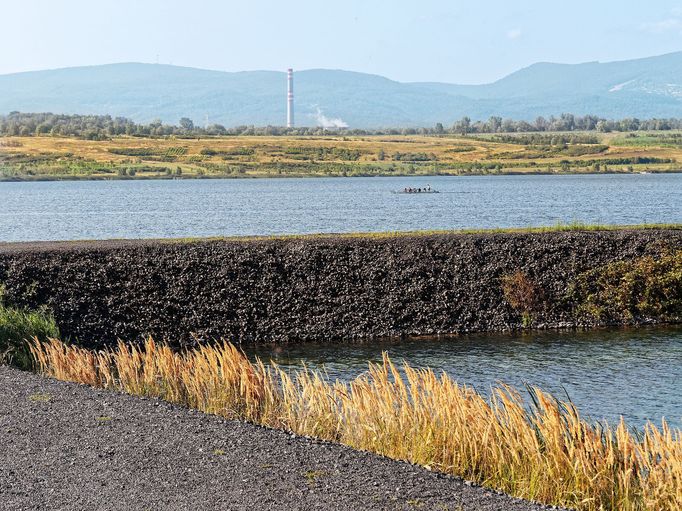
[569,249,682,323]
[0,286,59,368]
[108,147,160,156]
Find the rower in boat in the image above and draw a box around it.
[398,185,438,194]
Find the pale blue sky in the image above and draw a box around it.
[3,0,682,83]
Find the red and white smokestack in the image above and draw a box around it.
[287,68,294,128]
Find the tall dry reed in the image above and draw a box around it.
[31,338,682,510]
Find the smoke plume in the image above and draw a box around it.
[312,107,348,128]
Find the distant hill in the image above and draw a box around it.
[2,52,682,128]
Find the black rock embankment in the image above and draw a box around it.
[0,229,680,349]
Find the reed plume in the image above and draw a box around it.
[31,338,682,510]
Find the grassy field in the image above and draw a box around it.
[1,131,681,180]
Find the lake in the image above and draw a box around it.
[0,173,680,241]
[247,326,682,430]
[1,173,680,429]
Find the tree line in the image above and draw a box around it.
[2,112,682,139]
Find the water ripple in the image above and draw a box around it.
[247,327,682,429]
[0,174,680,241]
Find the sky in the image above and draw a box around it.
[2,0,682,83]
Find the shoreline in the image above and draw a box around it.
[1,223,681,249]
[0,168,680,182]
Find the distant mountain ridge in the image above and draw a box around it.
[1,52,682,128]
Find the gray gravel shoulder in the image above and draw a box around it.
[0,366,566,511]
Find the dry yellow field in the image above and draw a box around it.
[1,133,680,179]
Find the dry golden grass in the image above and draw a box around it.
[0,135,507,164]
[31,338,682,510]
[3,134,681,179]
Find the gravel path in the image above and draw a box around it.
[0,367,566,511]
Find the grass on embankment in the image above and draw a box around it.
[4,222,677,249]
[0,286,59,368]
[500,248,682,328]
[31,338,682,511]
[160,221,682,245]
[569,248,682,324]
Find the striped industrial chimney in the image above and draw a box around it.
[287,68,294,128]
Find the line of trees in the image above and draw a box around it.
[446,114,681,134]
[2,112,682,139]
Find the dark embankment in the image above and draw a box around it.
[0,229,681,349]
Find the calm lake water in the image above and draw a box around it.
[1,174,680,429]
[0,173,680,241]
[247,327,682,429]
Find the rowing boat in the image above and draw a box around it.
[392,189,440,194]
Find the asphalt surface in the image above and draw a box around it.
[0,366,566,511]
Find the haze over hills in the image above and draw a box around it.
[1,52,682,128]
